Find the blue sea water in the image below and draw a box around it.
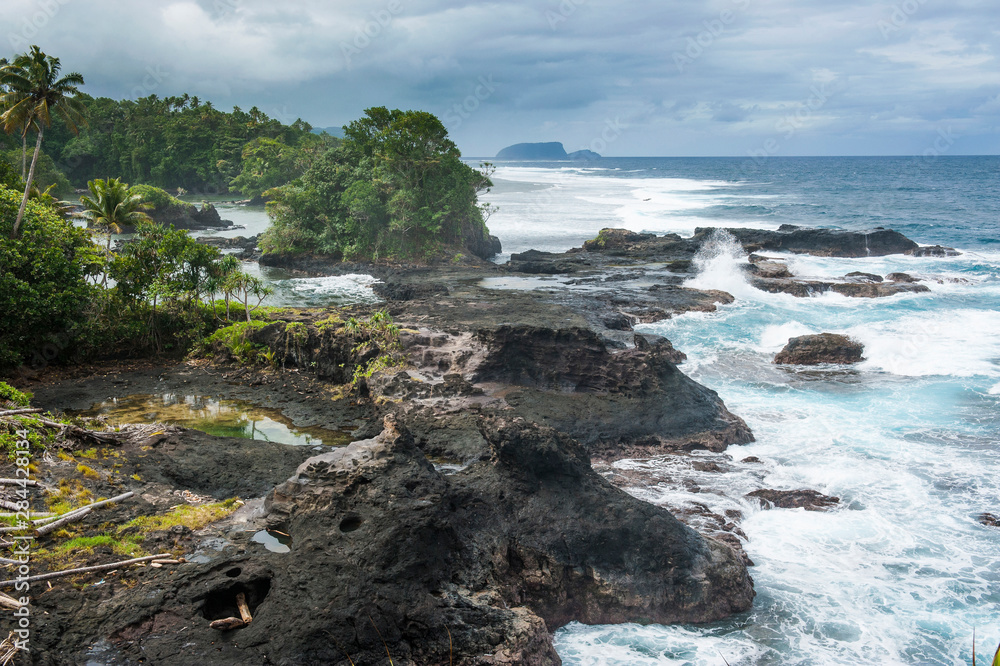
[223,156,1000,664]
[479,157,1000,665]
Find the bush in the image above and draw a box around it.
[0,186,102,368]
[0,382,31,407]
[128,184,190,211]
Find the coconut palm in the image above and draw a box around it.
[80,178,152,286]
[0,46,86,237]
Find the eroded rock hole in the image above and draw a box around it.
[339,515,364,533]
[202,578,272,622]
[225,567,242,578]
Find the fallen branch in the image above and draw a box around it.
[0,409,43,417]
[0,479,39,487]
[0,512,53,518]
[0,631,19,665]
[34,507,91,536]
[0,554,173,588]
[236,592,253,624]
[0,593,21,610]
[209,617,246,631]
[33,490,135,536]
[33,417,119,445]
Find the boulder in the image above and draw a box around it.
[979,512,1000,528]
[773,333,865,365]
[583,228,658,252]
[746,489,840,511]
[843,271,883,283]
[472,325,753,455]
[906,245,961,257]
[696,226,920,257]
[887,272,920,283]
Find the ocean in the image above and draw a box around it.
[212,156,1000,664]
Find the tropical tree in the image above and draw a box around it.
[79,178,153,286]
[0,46,86,237]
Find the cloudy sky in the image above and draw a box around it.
[3,0,998,157]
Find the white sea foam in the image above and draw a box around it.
[850,309,1000,377]
[682,229,760,300]
[273,274,382,304]
[990,382,1000,395]
[483,167,776,253]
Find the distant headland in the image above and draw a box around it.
[495,141,601,161]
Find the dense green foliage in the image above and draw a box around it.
[230,134,331,201]
[261,107,493,261]
[32,94,333,193]
[0,185,101,366]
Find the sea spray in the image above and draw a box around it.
[684,229,757,298]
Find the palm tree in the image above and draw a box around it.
[80,178,152,286]
[0,46,86,237]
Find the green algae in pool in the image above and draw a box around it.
[75,394,351,447]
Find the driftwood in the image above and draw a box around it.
[0,553,173,588]
[0,479,39,487]
[34,491,135,536]
[0,631,19,666]
[23,416,121,445]
[209,617,246,631]
[236,592,253,624]
[34,508,91,537]
[0,409,43,417]
[0,593,21,610]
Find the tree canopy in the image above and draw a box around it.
[261,107,495,261]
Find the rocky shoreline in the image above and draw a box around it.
[10,225,944,664]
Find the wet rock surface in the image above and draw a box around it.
[746,489,841,511]
[979,512,1000,528]
[774,333,866,365]
[17,223,946,665]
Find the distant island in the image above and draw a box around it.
[496,141,601,161]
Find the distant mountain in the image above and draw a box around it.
[311,126,345,138]
[495,142,601,161]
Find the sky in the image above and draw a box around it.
[2,0,998,157]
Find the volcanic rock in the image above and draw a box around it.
[773,333,865,365]
[907,245,961,257]
[746,489,841,511]
[32,417,754,664]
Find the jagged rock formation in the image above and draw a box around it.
[31,417,754,664]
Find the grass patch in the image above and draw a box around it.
[46,479,94,514]
[76,464,102,480]
[120,498,241,534]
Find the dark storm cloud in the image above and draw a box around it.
[2,0,997,156]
